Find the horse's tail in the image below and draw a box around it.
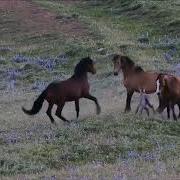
[22,89,47,115]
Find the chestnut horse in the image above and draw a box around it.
[22,57,101,123]
[111,54,159,112]
[156,73,180,120]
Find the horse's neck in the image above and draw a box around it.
[72,73,88,81]
[122,68,134,78]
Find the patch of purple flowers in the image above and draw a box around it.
[0,47,12,52]
[127,150,140,159]
[4,131,21,144]
[36,58,56,71]
[56,53,69,65]
[12,54,32,63]
[6,69,22,91]
[25,130,33,140]
[142,152,157,161]
[163,47,177,62]
[12,53,69,71]
[43,131,56,143]
[127,150,157,161]
[7,69,21,80]
[113,174,127,180]
[32,81,48,91]
[153,35,180,49]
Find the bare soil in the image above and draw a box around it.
[0,0,89,38]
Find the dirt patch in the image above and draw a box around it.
[0,0,89,38]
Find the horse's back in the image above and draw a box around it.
[135,72,159,93]
[45,77,89,103]
[144,72,159,93]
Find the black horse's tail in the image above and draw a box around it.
[22,89,47,115]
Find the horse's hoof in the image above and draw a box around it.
[124,109,131,113]
[51,120,57,125]
[53,121,57,126]
[65,120,71,123]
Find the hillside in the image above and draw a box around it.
[0,0,180,179]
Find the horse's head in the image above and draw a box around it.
[75,57,96,76]
[85,57,96,74]
[156,74,168,96]
[112,54,121,76]
[156,74,170,113]
[111,54,135,76]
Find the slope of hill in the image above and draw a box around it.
[0,0,180,179]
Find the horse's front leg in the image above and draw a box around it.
[84,94,101,114]
[125,90,134,112]
[55,103,70,123]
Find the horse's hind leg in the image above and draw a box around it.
[166,104,170,119]
[84,94,101,114]
[55,103,69,122]
[125,91,134,112]
[75,100,79,119]
[46,103,55,124]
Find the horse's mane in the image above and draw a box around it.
[114,54,145,71]
[122,56,135,67]
[134,66,144,73]
[74,57,92,77]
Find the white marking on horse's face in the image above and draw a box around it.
[156,80,160,94]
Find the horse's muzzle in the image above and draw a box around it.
[114,72,118,76]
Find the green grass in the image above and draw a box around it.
[0,0,180,178]
[1,113,180,177]
[33,0,180,71]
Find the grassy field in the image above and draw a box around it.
[0,0,180,179]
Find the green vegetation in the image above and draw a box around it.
[1,113,180,178]
[0,0,180,178]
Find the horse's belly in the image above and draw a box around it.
[65,96,79,102]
